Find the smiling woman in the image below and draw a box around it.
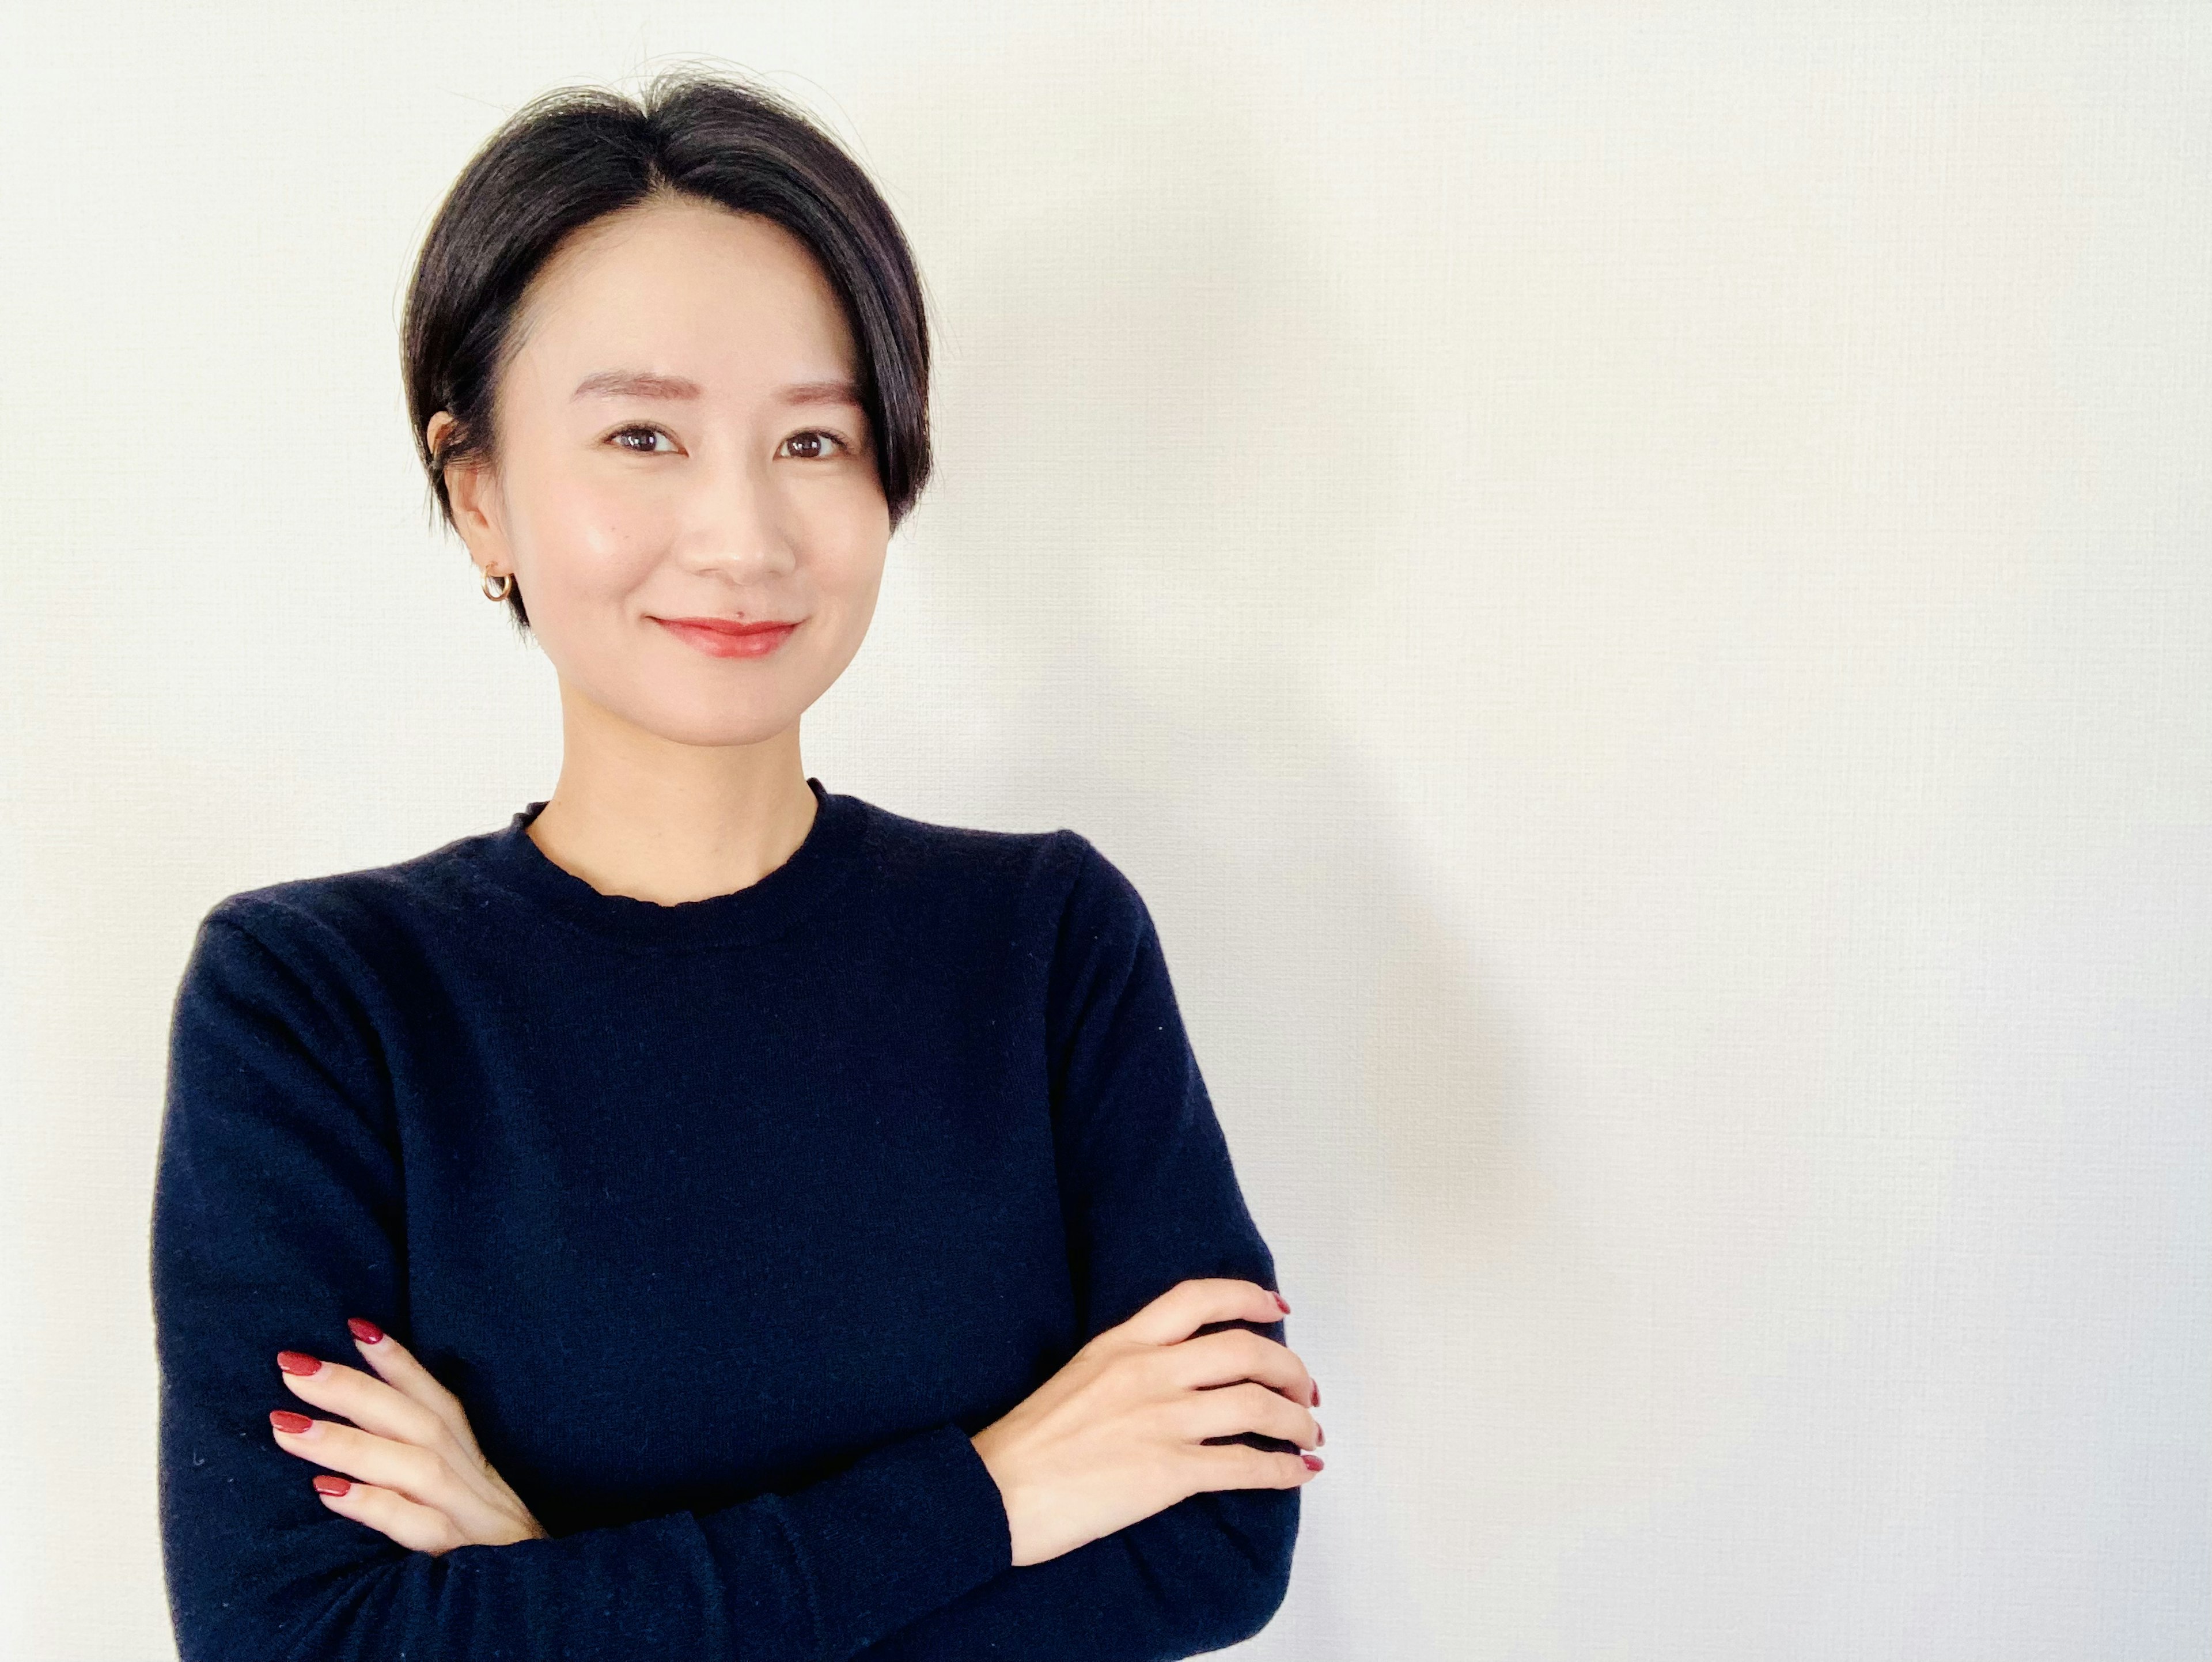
[422,195,892,781]
[149,67,1314,1662]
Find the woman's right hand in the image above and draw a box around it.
[968,1278,1323,1568]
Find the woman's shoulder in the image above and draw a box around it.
[842,790,1152,949]
[187,823,501,987]
[846,790,1070,879]
[846,791,1134,906]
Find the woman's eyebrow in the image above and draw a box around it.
[570,370,860,407]
[572,370,703,401]
[777,378,862,408]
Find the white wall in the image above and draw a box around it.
[2,5,2205,1657]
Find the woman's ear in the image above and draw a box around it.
[425,410,509,572]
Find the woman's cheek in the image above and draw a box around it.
[567,483,672,598]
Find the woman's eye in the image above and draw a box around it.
[782,430,854,461]
[604,427,857,459]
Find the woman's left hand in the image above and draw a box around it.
[269,1318,548,1554]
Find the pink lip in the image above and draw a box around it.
[653,616,800,659]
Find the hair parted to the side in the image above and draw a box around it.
[400,67,934,637]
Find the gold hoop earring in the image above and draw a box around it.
[481,568,514,602]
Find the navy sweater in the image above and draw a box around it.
[150,777,1298,1661]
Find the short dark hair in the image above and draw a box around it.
[400,68,934,635]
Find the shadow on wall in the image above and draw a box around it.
[893,39,1645,1653]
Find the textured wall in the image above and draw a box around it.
[1,5,2205,1658]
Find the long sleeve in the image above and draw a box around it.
[853,832,1301,1661]
[151,906,1014,1662]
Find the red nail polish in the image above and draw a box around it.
[1273,1292,1290,1314]
[313,1475,351,1497]
[347,1318,384,1345]
[1302,1454,1324,1471]
[1317,1424,1325,1447]
[1312,1380,1320,1409]
[276,1351,324,1376]
[270,1410,313,1434]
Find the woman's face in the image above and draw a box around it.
[433,195,891,749]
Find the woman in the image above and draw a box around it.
[150,70,1320,1662]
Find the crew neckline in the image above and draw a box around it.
[465,775,863,951]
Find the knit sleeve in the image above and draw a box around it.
[852,832,1302,1661]
[150,905,1013,1662]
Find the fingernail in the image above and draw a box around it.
[1312,1379,1321,1409]
[276,1351,324,1376]
[1274,1292,1290,1314]
[1316,1424,1325,1447]
[347,1318,384,1345]
[270,1410,313,1434]
[1302,1454,1324,1472]
[313,1475,351,1497]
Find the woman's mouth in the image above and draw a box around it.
[652,616,800,659]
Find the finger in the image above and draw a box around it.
[269,1412,521,1545]
[343,1320,486,1459]
[345,1326,533,1515]
[1183,1440,1323,1497]
[1164,1327,1317,1409]
[276,1351,458,1465]
[1176,1380,1322,1451]
[1115,1279,1289,1349]
[308,1473,466,1555]
[285,1333,516,1521]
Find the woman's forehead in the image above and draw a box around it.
[505,208,858,403]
